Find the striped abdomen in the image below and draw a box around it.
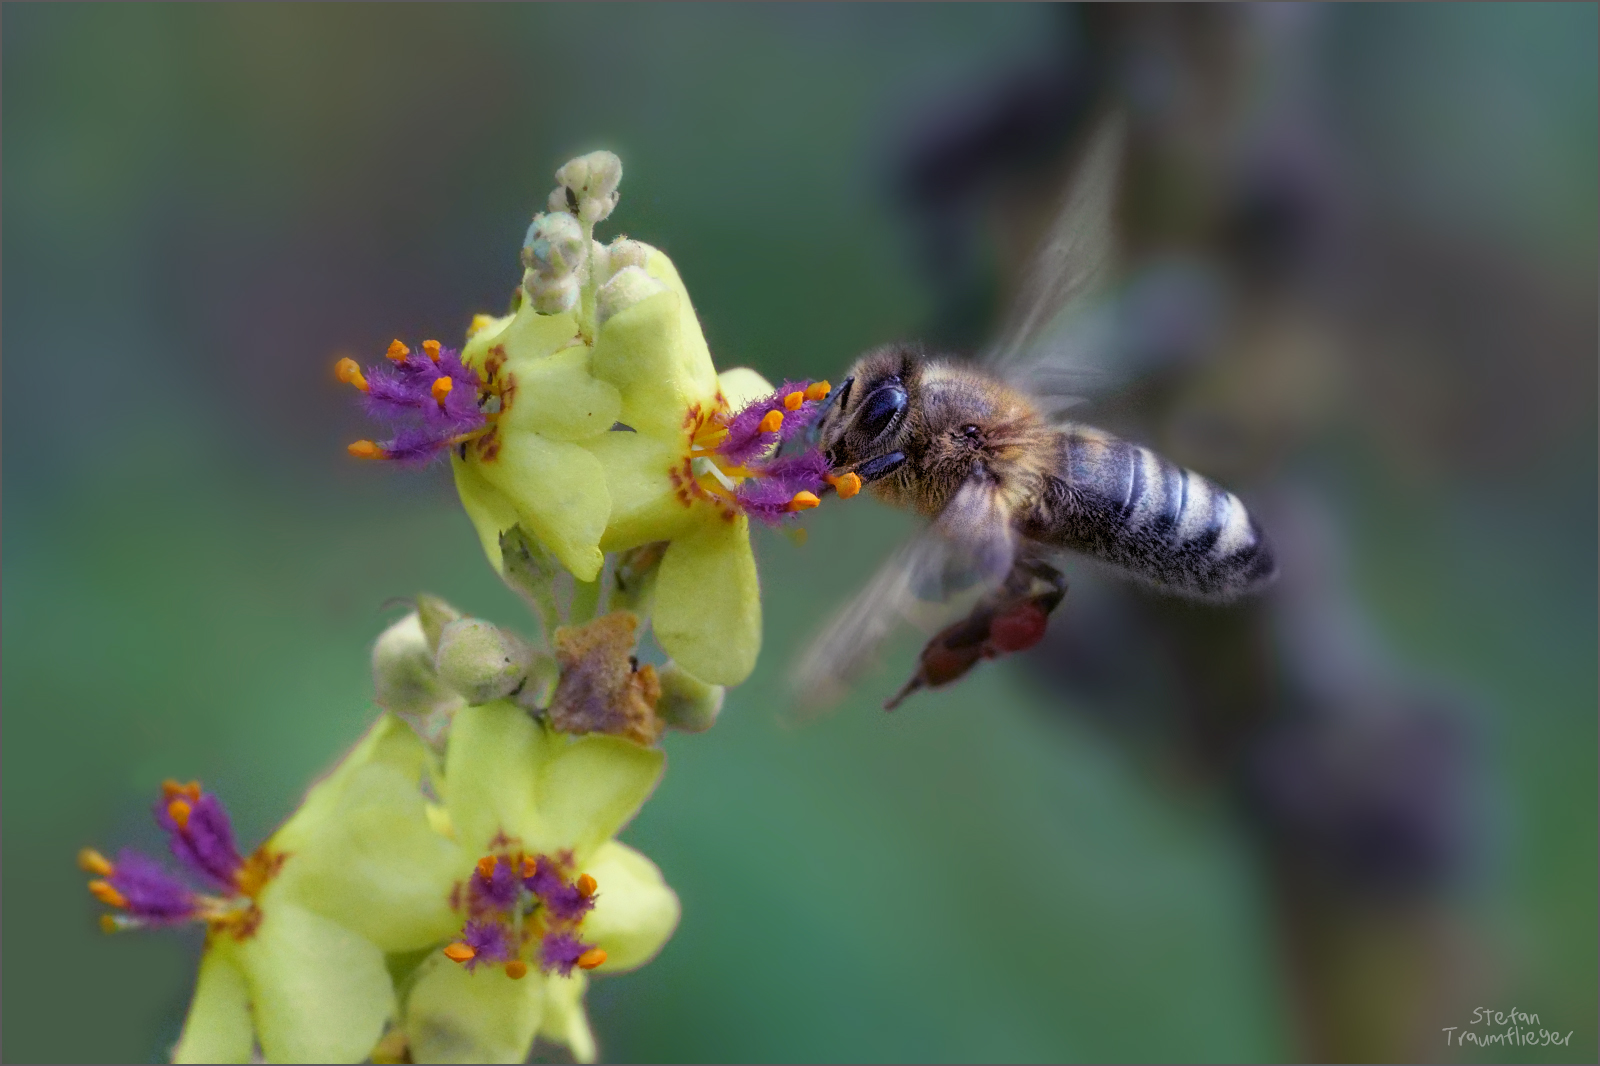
[1024,425,1276,601]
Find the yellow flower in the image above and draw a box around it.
[399,700,679,1064]
[342,152,845,687]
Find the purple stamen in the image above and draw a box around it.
[735,450,832,526]
[154,791,243,892]
[459,919,517,971]
[353,345,488,465]
[523,856,596,925]
[109,849,199,925]
[716,380,820,466]
[538,931,596,977]
[467,857,522,915]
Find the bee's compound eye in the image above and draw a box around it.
[856,383,906,443]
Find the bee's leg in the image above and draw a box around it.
[884,559,1067,711]
[856,451,907,483]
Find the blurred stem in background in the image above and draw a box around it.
[892,5,1532,1059]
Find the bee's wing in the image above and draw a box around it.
[786,475,1015,721]
[980,112,1127,410]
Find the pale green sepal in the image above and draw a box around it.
[271,715,431,856]
[475,431,608,582]
[653,514,761,685]
[443,702,542,853]
[452,455,521,574]
[587,429,698,554]
[717,366,775,411]
[173,941,255,1064]
[538,974,597,1064]
[527,734,665,861]
[582,841,681,974]
[403,954,545,1065]
[270,760,462,952]
[240,895,395,1064]
[499,345,621,442]
[461,305,578,373]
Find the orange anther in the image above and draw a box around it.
[422,340,442,361]
[576,873,598,897]
[334,357,369,392]
[78,848,115,877]
[577,948,607,970]
[347,440,385,460]
[804,380,831,402]
[476,856,499,881]
[783,391,805,411]
[504,960,528,980]
[521,856,538,879]
[785,491,821,512]
[167,799,193,831]
[89,880,128,909]
[442,942,476,964]
[162,779,201,802]
[431,377,454,404]
[759,410,784,434]
[386,340,410,361]
[827,472,862,499]
[99,914,123,934]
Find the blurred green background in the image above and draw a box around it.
[3,4,1594,1063]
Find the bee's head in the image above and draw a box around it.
[815,343,922,473]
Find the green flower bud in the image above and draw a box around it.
[596,266,667,330]
[371,613,463,735]
[415,594,464,655]
[656,661,725,733]
[434,618,535,705]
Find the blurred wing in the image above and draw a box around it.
[981,113,1127,411]
[785,475,1015,721]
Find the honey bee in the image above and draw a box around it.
[794,117,1276,711]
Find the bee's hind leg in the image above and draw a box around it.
[883,558,1068,711]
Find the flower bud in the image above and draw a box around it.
[596,266,667,329]
[523,269,580,315]
[521,212,586,278]
[435,618,535,705]
[606,237,650,273]
[416,594,464,655]
[371,611,448,710]
[554,151,622,224]
[657,661,724,733]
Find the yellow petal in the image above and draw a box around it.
[580,841,681,974]
[654,513,761,685]
[717,366,775,411]
[272,715,431,855]
[537,974,596,1064]
[589,249,719,440]
[585,429,698,554]
[270,760,463,952]
[452,453,522,574]
[443,701,542,852]
[526,733,665,862]
[499,345,621,443]
[173,943,254,1064]
[403,954,544,1065]
[240,896,395,1064]
[472,430,609,582]
[461,304,579,374]
[643,247,722,403]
